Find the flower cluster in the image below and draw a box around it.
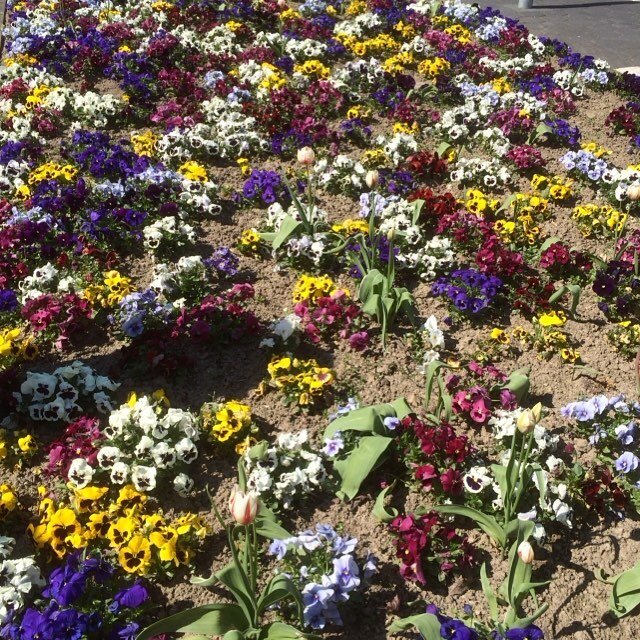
[396,417,474,496]
[4,553,148,640]
[445,362,518,424]
[200,400,254,452]
[0,537,44,628]
[244,430,329,510]
[75,393,199,496]
[432,269,503,316]
[12,362,119,423]
[388,512,475,584]
[266,355,334,408]
[29,485,209,571]
[269,524,376,629]
[562,394,640,513]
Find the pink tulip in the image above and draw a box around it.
[228,486,259,525]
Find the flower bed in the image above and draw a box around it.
[1,0,640,638]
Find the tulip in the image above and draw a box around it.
[365,170,379,189]
[517,540,534,564]
[228,485,259,525]
[297,147,315,167]
[627,184,640,202]
[517,402,542,434]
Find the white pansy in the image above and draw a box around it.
[67,458,94,489]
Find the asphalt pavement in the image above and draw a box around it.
[476,0,640,70]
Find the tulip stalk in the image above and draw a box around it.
[138,482,312,640]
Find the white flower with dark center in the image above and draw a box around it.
[67,458,94,489]
[173,473,194,496]
[463,466,492,493]
[110,461,130,484]
[134,436,154,458]
[174,437,198,464]
[151,442,177,468]
[97,446,121,469]
[131,465,157,492]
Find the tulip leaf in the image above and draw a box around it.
[480,563,499,622]
[538,236,563,254]
[215,562,256,622]
[388,613,442,639]
[501,367,530,403]
[432,504,506,547]
[324,399,411,438]
[333,435,393,500]
[549,283,581,317]
[372,483,398,523]
[268,215,304,251]
[258,621,320,640]
[255,507,291,540]
[257,574,303,622]
[246,440,269,461]
[610,561,640,617]
[136,604,249,640]
[530,462,548,511]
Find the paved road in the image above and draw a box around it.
[476,0,640,69]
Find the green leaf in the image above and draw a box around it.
[424,360,453,411]
[270,215,304,251]
[324,400,410,439]
[549,283,582,316]
[259,622,318,640]
[388,613,442,639]
[257,574,303,622]
[432,504,506,547]
[237,458,248,492]
[530,463,548,511]
[333,435,393,500]
[491,463,517,513]
[136,604,249,640]
[223,631,246,640]
[480,563,499,622]
[372,483,398,522]
[610,561,640,617]
[501,367,530,403]
[215,562,256,623]
[358,269,384,304]
[255,506,291,540]
[362,292,383,319]
[509,603,549,628]
[411,199,425,225]
[538,236,563,254]
[534,122,553,138]
[246,441,269,462]
[436,141,454,158]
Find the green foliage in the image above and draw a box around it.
[324,398,412,500]
[138,480,310,640]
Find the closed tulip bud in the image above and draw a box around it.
[517,540,534,564]
[297,147,315,167]
[387,227,396,242]
[517,404,540,434]
[228,485,259,525]
[531,401,542,423]
[365,170,379,189]
[627,184,640,202]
